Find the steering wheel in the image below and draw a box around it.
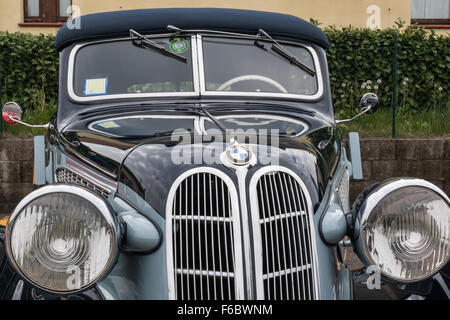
[216,75,288,93]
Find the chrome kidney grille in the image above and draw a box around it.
[250,169,318,300]
[166,170,244,300]
[167,167,318,300]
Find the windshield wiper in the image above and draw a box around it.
[198,105,228,134]
[256,29,316,76]
[129,29,187,62]
[169,105,227,135]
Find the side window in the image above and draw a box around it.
[411,0,450,26]
[24,0,72,23]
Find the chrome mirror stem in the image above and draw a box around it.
[335,107,371,124]
[7,115,52,130]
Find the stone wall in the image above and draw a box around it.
[0,137,449,213]
[347,138,450,202]
[0,139,37,213]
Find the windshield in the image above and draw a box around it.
[201,37,317,95]
[70,35,320,100]
[73,37,194,96]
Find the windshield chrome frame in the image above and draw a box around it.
[67,34,200,102]
[67,32,324,103]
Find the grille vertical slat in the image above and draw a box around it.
[293,177,313,299]
[221,180,232,299]
[281,173,302,299]
[197,174,204,300]
[209,174,217,299]
[168,170,241,300]
[290,174,309,299]
[276,173,295,300]
[253,170,317,300]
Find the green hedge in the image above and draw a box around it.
[0,25,449,117]
[325,24,449,118]
[0,32,58,111]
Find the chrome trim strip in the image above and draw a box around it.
[67,35,199,103]
[5,184,118,295]
[11,280,24,300]
[197,34,206,94]
[166,167,245,300]
[234,166,254,298]
[199,114,309,137]
[249,166,321,299]
[87,114,203,136]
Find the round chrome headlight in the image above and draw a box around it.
[355,178,450,283]
[6,184,118,294]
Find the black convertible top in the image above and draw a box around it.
[55,8,329,51]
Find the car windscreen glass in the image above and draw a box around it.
[73,37,194,97]
[202,37,317,95]
[203,115,307,136]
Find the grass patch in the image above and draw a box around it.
[0,100,56,138]
[338,107,450,138]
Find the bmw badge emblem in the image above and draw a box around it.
[224,143,252,166]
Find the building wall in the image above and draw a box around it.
[0,0,413,35]
[0,0,61,34]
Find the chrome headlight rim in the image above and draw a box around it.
[5,184,119,295]
[358,178,450,284]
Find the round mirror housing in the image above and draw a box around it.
[359,93,379,114]
[2,102,23,125]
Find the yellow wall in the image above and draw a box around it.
[2,0,447,36]
[0,0,414,35]
[0,0,61,34]
[72,0,411,29]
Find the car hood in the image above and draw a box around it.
[58,109,340,215]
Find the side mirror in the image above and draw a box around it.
[2,102,23,124]
[359,93,379,114]
[336,93,379,124]
[2,101,51,130]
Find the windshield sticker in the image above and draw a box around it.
[97,121,120,129]
[169,38,188,53]
[84,78,108,96]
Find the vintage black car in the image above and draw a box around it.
[0,8,449,300]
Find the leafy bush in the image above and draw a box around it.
[0,24,448,134]
[325,23,449,118]
[0,32,58,111]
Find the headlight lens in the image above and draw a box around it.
[6,185,117,293]
[361,185,450,282]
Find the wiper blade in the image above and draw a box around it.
[198,105,228,134]
[129,29,187,62]
[256,29,316,76]
[169,105,227,135]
